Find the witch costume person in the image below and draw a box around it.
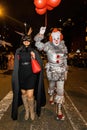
[11,34,46,120]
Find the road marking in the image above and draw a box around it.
[80,87,87,93]
[0,91,13,120]
[63,91,87,130]
[0,89,87,130]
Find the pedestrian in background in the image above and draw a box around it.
[7,52,14,71]
[11,34,46,120]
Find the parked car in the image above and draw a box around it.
[68,52,87,68]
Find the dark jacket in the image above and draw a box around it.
[11,46,46,120]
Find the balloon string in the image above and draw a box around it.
[45,12,47,27]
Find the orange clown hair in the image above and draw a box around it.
[49,28,63,42]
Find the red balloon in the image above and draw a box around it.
[34,0,47,9]
[47,0,61,8]
[35,7,47,15]
[47,5,53,11]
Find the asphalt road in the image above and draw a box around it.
[0,67,87,130]
[66,67,87,120]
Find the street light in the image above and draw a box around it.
[0,5,5,17]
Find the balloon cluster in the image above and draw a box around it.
[34,0,61,15]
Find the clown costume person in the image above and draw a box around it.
[34,27,68,120]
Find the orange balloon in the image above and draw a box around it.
[47,5,53,11]
[35,7,47,15]
[47,0,61,8]
[34,0,47,9]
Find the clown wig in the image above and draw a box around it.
[49,28,63,42]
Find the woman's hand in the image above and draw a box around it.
[65,71,68,80]
[31,51,35,59]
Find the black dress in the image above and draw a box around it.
[18,47,37,90]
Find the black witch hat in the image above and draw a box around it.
[15,22,33,41]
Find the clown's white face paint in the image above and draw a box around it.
[51,31,61,46]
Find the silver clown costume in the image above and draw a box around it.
[34,27,68,120]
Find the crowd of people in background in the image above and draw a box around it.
[0,51,14,71]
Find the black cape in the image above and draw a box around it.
[11,46,46,120]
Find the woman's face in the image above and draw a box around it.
[23,40,30,47]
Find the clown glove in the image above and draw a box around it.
[39,26,46,35]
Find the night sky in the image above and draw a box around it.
[0,0,86,28]
[0,0,86,50]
